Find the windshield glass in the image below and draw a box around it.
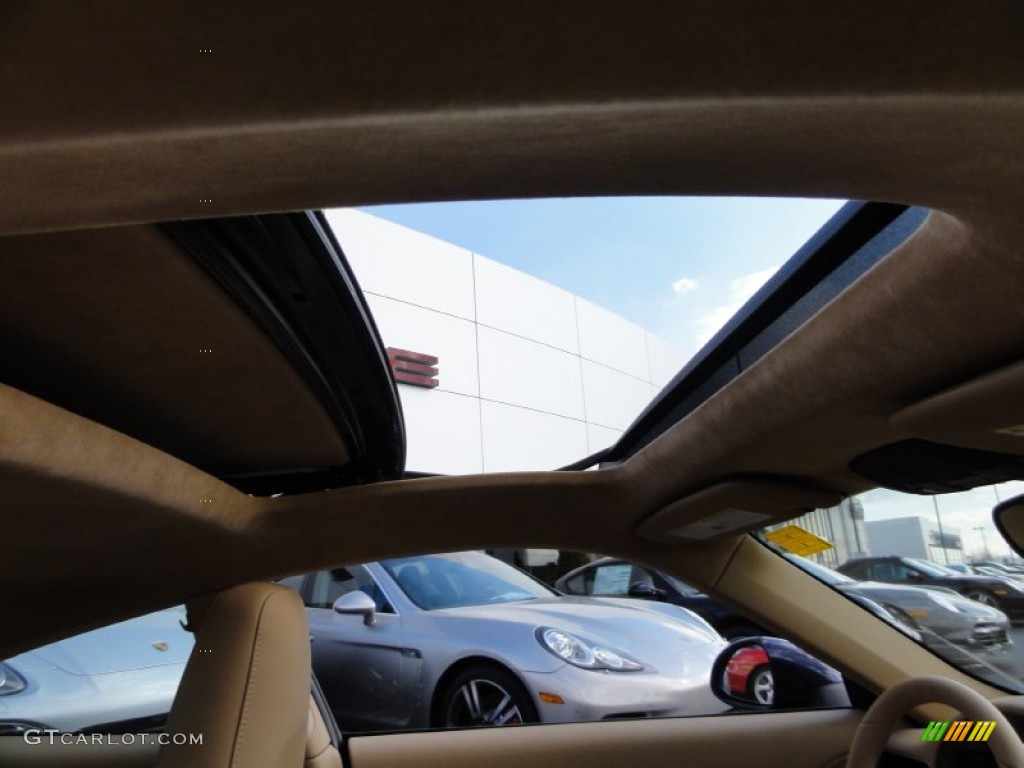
[761,481,1024,693]
[381,551,555,610]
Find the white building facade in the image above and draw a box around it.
[865,516,965,564]
[326,209,689,475]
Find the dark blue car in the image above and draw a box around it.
[555,557,767,639]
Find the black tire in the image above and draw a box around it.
[438,664,539,728]
[746,665,774,706]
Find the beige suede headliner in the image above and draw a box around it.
[0,226,350,474]
[0,3,1021,234]
[2,1,1024,706]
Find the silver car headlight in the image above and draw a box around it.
[536,628,643,671]
[0,663,27,696]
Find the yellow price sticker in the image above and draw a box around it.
[764,524,833,556]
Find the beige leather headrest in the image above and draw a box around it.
[156,582,312,768]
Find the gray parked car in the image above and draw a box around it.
[974,564,1024,583]
[944,563,980,576]
[0,607,192,735]
[790,557,1012,654]
[282,551,728,732]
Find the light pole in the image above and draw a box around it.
[932,496,949,564]
[973,525,990,560]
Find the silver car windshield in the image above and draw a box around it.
[381,551,555,610]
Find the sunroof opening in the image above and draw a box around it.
[323,198,847,475]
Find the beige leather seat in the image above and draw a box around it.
[305,696,343,768]
[155,582,328,768]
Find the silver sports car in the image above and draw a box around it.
[285,551,728,732]
[0,607,192,735]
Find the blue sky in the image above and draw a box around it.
[362,196,845,360]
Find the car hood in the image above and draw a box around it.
[428,593,724,651]
[10,607,194,676]
[433,596,716,633]
[424,596,724,665]
[844,582,1008,621]
[845,581,951,602]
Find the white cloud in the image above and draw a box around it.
[695,265,779,344]
[671,277,698,295]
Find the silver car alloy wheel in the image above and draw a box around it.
[446,678,524,727]
[750,667,774,706]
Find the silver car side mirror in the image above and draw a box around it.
[333,592,377,626]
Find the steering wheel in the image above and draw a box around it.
[847,675,1024,767]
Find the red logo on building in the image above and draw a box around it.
[386,347,439,389]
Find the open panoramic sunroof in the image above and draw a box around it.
[591,202,929,469]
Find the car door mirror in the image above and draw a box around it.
[906,570,924,583]
[710,637,848,711]
[333,591,377,626]
[627,581,667,600]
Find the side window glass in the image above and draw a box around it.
[310,565,394,613]
[307,549,859,738]
[591,563,632,596]
[562,573,588,594]
[870,562,896,581]
[891,563,913,581]
[630,565,656,585]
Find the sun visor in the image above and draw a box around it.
[635,479,843,544]
[892,361,1024,455]
[850,439,1024,494]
